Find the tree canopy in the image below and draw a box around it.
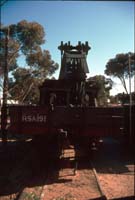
[0,20,45,75]
[105,52,135,94]
[87,75,113,106]
[0,20,59,104]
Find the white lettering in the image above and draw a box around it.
[22,114,47,123]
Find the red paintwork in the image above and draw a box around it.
[8,105,123,137]
[8,105,51,135]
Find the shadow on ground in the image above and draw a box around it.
[0,137,134,197]
[91,137,134,175]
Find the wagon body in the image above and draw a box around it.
[8,105,124,137]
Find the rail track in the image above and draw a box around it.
[12,135,107,200]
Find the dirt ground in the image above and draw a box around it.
[0,137,134,200]
[92,138,134,199]
[40,161,102,200]
[98,172,134,199]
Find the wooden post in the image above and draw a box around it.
[1,27,9,145]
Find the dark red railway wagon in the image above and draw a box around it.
[8,105,124,137]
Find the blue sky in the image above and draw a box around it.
[1,1,134,95]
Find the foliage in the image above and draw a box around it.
[0,20,59,104]
[9,53,58,104]
[12,20,45,54]
[26,49,59,78]
[87,75,113,106]
[114,92,135,105]
[0,28,19,76]
[0,20,45,76]
[105,52,135,94]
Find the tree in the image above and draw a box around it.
[0,20,45,76]
[0,20,58,104]
[9,68,37,104]
[105,53,135,94]
[9,50,58,104]
[87,75,113,106]
[26,49,58,78]
[0,20,45,100]
[109,95,118,104]
[0,25,19,101]
[0,29,19,76]
[114,92,135,105]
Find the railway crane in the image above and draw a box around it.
[8,42,124,148]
